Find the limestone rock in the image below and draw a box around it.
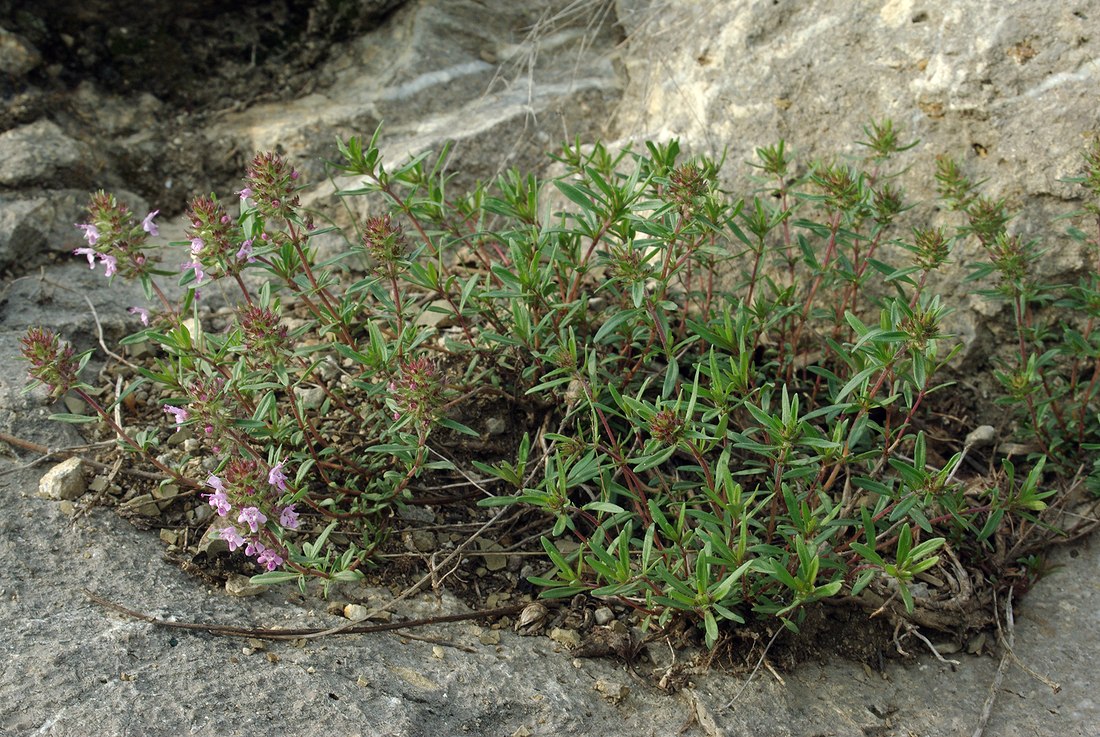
[0,121,92,189]
[225,573,265,597]
[0,27,40,78]
[37,457,85,501]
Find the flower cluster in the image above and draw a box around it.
[387,356,443,426]
[649,407,684,445]
[667,162,710,213]
[20,327,80,398]
[204,455,298,572]
[240,304,289,365]
[73,191,157,279]
[243,151,301,222]
[361,214,407,274]
[184,195,238,285]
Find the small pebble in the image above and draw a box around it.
[593,606,614,625]
[225,573,264,597]
[344,604,369,622]
[38,457,85,501]
[594,679,630,704]
[549,627,581,650]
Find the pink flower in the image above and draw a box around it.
[245,539,265,557]
[220,527,246,551]
[237,187,253,201]
[257,548,284,571]
[128,306,150,326]
[279,504,299,530]
[238,506,267,533]
[142,210,160,236]
[268,460,288,492]
[98,253,117,277]
[163,404,189,425]
[182,261,205,284]
[206,474,227,493]
[236,239,255,263]
[189,237,204,256]
[206,489,231,517]
[76,223,99,245]
[74,247,97,268]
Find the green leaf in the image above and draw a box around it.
[48,413,99,424]
[248,571,301,585]
[582,501,626,515]
[437,417,480,437]
[554,180,599,211]
[703,610,719,648]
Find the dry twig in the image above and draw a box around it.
[83,588,525,641]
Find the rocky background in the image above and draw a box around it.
[1,1,1099,735]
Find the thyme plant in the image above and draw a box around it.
[22,122,1100,646]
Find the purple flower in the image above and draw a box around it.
[142,210,160,236]
[220,527,245,551]
[182,260,205,284]
[268,460,288,492]
[279,504,299,530]
[76,223,99,246]
[206,474,227,493]
[237,187,253,202]
[256,548,284,571]
[189,237,204,257]
[236,239,255,263]
[98,253,117,277]
[206,489,231,517]
[238,506,267,533]
[74,247,97,268]
[163,404,189,425]
[128,306,150,326]
[245,539,265,557]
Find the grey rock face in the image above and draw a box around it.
[612,0,1100,363]
[0,26,41,78]
[0,120,92,189]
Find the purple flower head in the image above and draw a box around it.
[182,261,205,285]
[238,506,267,533]
[76,223,99,246]
[220,527,246,551]
[206,489,231,517]
[163,404,189,426]
[237,187,253,202]
[236,239,256,263]
[98,253,117,277]
[128,306,150,326]
[189,237,204,257]
[245,539,265,557]
[279,504,299,530]
[205,474,227,494]
[256,548,284,571]
[268,460,288,492]
[74,247,97,268]
[142,210,160,236]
